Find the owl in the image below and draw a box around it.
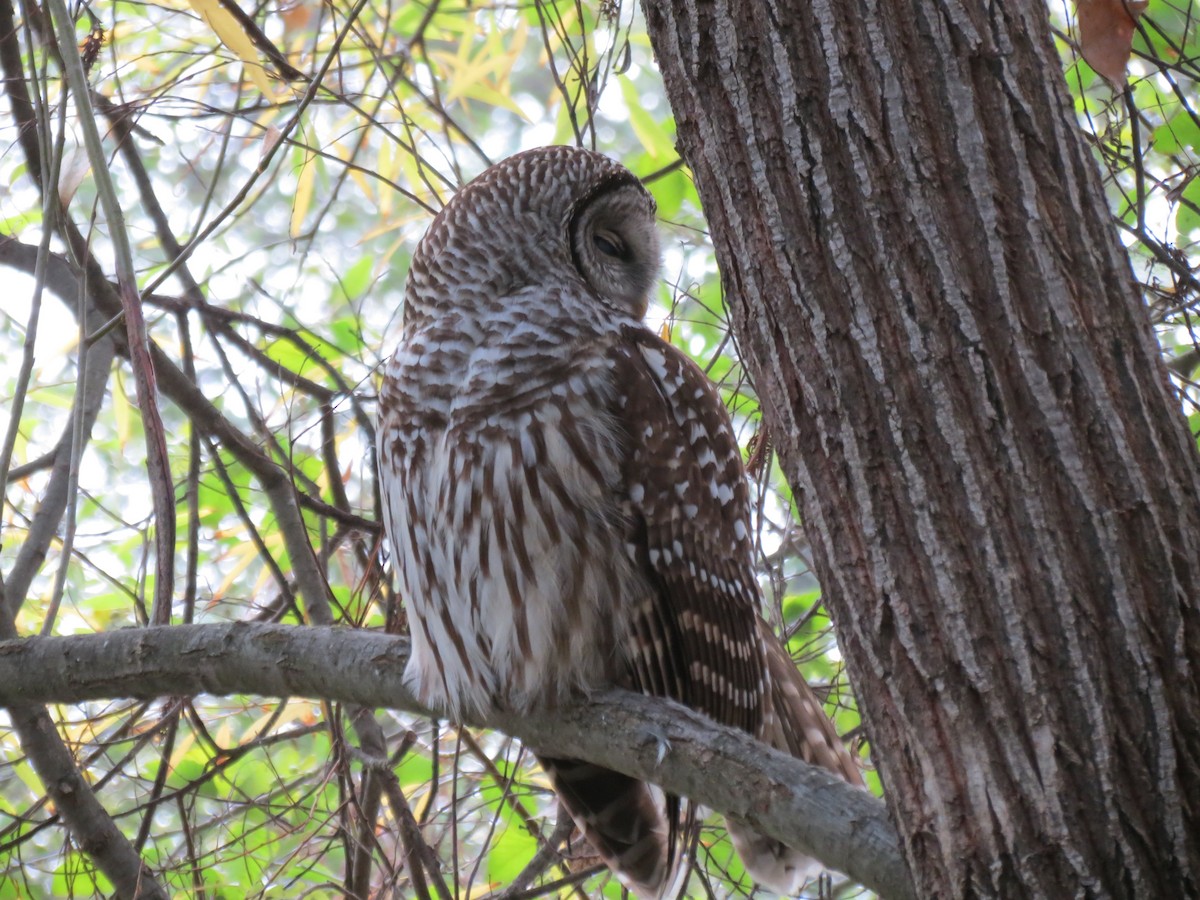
[377,146,862,897]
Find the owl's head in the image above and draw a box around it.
[405,146,661,324]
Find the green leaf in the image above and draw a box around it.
[619,75,676,162]
[646,163,687,220]
[1176,175,1200,237]
[601,876,626,898]
[261,336,317,380]
[0,874,22,900]
[864,766,884,798]
[337,255,375,302]
[397,751,433,787]
[168,750,208,791]
[228,753,273,796]
[1153,112,1200,157]
[240,847,268,891]
[782,589,824,624]
[331,316,365,354]
[51,855,112,897]
[702,826,749,891]
[487,816,539,884]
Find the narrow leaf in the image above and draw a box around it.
[186,0,277,95]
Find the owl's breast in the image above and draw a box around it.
[378,343,645,719]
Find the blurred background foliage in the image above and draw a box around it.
[0,0,1196,897]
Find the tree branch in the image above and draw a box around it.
[0,624,914,899]
[0,234,377,537]
[0,589,168,900]
[2,311,115,615]
[44,0,176,624]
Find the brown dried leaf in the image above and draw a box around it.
[1077,0,1149,84]
[280,0,312,33]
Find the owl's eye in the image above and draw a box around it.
[593,231,627,260]
[569,181,660,318]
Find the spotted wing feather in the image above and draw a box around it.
[612,327,864,895]
[610,327,767,733]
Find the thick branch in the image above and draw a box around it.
[0,624,913,899]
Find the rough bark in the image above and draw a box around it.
[643,1,1200,897]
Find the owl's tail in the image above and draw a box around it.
[727,622,865,894]
[536,754,694,899]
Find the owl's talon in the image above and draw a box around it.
[637,727,672,766]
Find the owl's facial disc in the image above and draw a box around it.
[569,181,661,320]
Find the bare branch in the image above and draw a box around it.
[44,0,176,624]
[0,624,914,899]
[3,310,115,615]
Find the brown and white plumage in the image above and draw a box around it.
[377,146,861,897]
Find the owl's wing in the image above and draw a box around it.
[544,325,861,899]
[532,326,768,900]
[609,326,864,896]
[609,326,767,736]
[537,327,768,899]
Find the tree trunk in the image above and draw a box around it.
[643,1,1200,897]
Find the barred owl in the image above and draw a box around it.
[377,146,862,897]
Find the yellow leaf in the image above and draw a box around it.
[57,146,92,207]
[328,139,373,205]
[214,538,260,599]
[430,18,529,117]
[168,730,197,771]
[457,82,530,121]
[359,217,409,243]
[397,149,447,210]
[291,151,316,238]
[377,138,395,214]
[186,0,276,96]
[260,124,284,165]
